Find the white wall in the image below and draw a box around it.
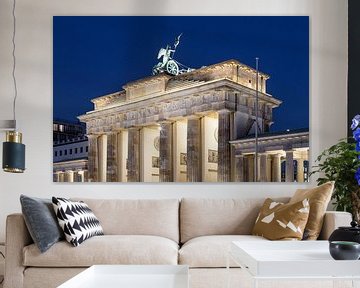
[0,0,347,242]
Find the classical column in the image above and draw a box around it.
[297,158,305,183]
[217,110,232,182]
[76,170,85,182]
[271,154,282,182]
[246,154,255,182]
[235,154,245,182]
[87,134,98,182]
[259,153,268,182]
[65,170,74,182]
[127,127,141,182]
[117,131,125,182]
[285,150,294,182]
[187,116,202,182]
[98,134,108,182]
[107,132,118,182]
[159,122,173,182]
[58,172,65,182]
[53,172,60,182]
[83,170,89,182]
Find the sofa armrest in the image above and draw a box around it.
[4,213,32,288]
[318,211,352,240]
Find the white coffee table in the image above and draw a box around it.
[228,241,360,288]
[58,265,189,288]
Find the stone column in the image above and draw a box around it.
[285,150,294,182]
[65,170,74,182]
[117,131,124,182]
[271,154,282,182]
[217,110,232,182]
[246,154,255,182]
[127,128,141,182]
[107,132,118,182]
[53,172,60,182]
[187,116,202,182]
[297,158,305,183]
[98,134,108,182]
[259,153,268,182]
[159,122,173,182]
[83,170,89,182]
[235,154,245,182]
[87,134,98,182]
[58,172,65,182]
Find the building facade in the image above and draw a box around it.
[78,59,309,182]
[53,123,89,182]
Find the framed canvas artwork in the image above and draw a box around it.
[53,16,309,183]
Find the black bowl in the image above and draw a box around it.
[329,241,360,260]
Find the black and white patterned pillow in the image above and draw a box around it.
[52,197,104,247]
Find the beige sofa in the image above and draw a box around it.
[4,198,352,288]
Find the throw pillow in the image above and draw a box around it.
[52,197,104,247]
[252,198,310,240]
[20,195,64,253]
[289,181,334,240]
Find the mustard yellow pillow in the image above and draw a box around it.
[252,198,310,240]
[289,181,334,240]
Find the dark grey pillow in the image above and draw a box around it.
[20,195,64,253]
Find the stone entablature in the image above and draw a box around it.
[230,130,309,154]
[87,59,271,113]
[79,78,281,135]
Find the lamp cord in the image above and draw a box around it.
[11,0,18,130]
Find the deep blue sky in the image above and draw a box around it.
[53,16,309,132]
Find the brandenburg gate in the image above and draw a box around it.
[78,59,308,182]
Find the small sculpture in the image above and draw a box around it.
[152,34,194,76]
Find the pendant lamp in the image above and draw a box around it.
[1,0,26,173]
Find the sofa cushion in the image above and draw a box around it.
[72,199,179,243]
[180,198,289,243]
[252,198,310,240]
[179,235,267,268]
[52,197,104,247]
[290,181,334,240]
[23,235,178,267]
[20,195,64,253]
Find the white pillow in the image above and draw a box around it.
[52,197,103,247]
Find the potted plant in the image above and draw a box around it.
[311,115,360,222]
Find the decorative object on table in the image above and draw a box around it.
[311,114,360,222]
[329,241,360,260]
[329,220,360,244]
[52,197,104,247]
[1,0,26,173]
[289,181,334,240]
[252,198,310,240]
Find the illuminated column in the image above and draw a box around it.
[235,154,245,182]
[159,122,173,182]
[76,170,85,182]
[217,110,232,182]
[187,116,202,182]
[246,154,255,182]
[98,134,108,182]
[117,131,124,182]
[297,158,305,183]
[285,150,294,182]
[58,172,65,182]
[65,170,74,182]
[87,134,98,182]
[259,153,268,182]
[107,132,118,182]
[53,172,60,182]
[271,154,282,182]
[127,127,141,182]
[83,170,89,182]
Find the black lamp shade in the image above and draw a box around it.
[2,141,25,173]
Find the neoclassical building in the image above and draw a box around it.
[78,59,309,182]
